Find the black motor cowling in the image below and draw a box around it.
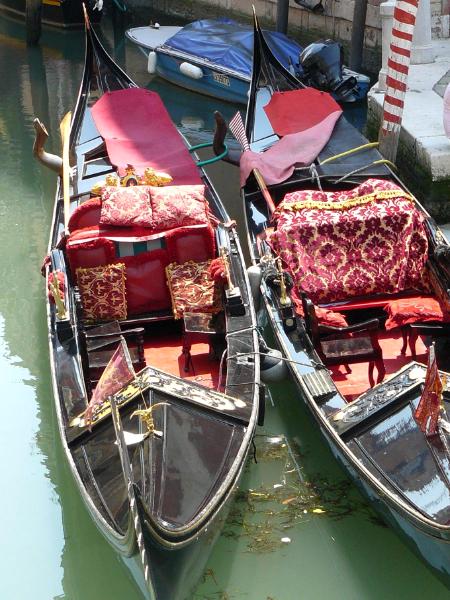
[300,40,358,102]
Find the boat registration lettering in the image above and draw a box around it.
[213,72,230,87]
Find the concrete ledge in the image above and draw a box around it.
[367,38,450,220]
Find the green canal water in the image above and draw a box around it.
[1,10,450,600]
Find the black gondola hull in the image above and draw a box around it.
[44,15,259,600]
[240,11,450,588]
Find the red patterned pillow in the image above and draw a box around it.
[290,287,348,327]
[149,185,208,230]
[76,263,127,322]
[384,295,449,330]
[166,260,222,319]
[315,306,348,328]
[100,186,153,227]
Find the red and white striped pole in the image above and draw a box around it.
[378,0,419,162]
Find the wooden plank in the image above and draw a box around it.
[60,111,72,229]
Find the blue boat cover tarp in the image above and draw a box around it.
[165,18,303,77]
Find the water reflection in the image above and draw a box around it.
[1,9,450,600]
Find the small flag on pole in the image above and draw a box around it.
[84,338,135,428]
[414,345,444,437]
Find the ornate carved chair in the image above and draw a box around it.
[301,293,385,387]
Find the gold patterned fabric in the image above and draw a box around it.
[76,263,127,322]
[166,260,222,319]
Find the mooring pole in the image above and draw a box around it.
[276,0,289,34]
[26,0,42,45]
[349,0,368,72]
[378,0,419,163]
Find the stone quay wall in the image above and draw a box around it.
[129,0,449,74]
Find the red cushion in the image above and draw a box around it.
[67,237,116,277]
[290,287,348,327]
[100,186,153,227]
[384,295,450,330]
[76,263,127,322]
[149,184,208,230]
[166,225,215,264]
[117,250,171,315]
[68,198,102,232]
[315,306,349,327]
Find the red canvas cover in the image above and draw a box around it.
[268,179,429,304]
[263,88,342,136]
[91,88,202,185]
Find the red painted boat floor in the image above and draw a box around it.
[330,330,428,402]
[143,333,220,390]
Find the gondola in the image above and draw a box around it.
[35,12,260,600]
[0,0,102,29]
[214,11,450,588]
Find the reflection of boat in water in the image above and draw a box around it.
[38,12,260,600]
[0,0,102,29]
[217,11,450,587]
[126,18,370,105]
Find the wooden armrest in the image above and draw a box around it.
[319,318,380,335]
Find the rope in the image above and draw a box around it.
[320,142,380,165]
[226,350,326,371]
[332,159,397,185]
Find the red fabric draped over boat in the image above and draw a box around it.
[91,88,202,185]
[267,179,429,304]
[239,89,342,187]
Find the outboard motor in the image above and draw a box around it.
[300,40,359,102]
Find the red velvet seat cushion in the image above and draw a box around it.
[76,263,127,322]
[68,198,102,232]
[67,237,116,277]
[384,295,450,330]
[117,250,171,315]
[166,225,216,264]
[149,184,209,230]
[100,186,153,228]
[166,260,222,319]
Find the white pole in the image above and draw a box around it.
[411,0,434,64]
[378,1,396,91]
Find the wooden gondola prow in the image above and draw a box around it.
[212,111,241,166]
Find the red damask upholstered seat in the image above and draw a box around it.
[268,179,429,305]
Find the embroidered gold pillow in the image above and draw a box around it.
[166,260,222,319]
[76,263,127,322]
